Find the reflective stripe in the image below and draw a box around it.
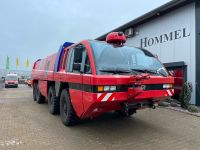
[101,93,112,102]
[97,93,102,99]
[112,97,115,101]
[167,90,172,96]
[171,89,174,94]
[97,93,115,102]
[107,93,115,101]
[97,93,107,101]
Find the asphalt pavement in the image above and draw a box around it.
[0,85,200,150]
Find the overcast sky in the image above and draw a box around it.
[0,0,170,70]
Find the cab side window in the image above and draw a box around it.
[66,44,84,73]
[66,44,92,74]
[73,45,85,73]
[66,48,74,72]
[84,55,91,74]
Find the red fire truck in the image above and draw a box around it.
[31,32,174,126]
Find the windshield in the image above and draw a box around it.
[90,40,168,76]
[6,75,18,81]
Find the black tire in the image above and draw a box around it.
[36,84,45,104]
[60,89,79,126]
[33,83,37,101]
[48,86,59,114]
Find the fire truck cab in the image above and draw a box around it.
[31,32,174,126]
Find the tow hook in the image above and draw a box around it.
[152,103,158,109]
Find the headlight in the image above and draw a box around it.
[97,86,116,92]
[163,84,173,89]
[110,86,116,91]
[104,86,110,91]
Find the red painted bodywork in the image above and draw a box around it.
[168,68,184,97]
[31,40,174,119]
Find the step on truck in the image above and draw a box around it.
[31,32,174,126]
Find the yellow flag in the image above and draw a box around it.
[16,57,19,67]
[26,59,29,68]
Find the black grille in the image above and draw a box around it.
[144,84,164,90]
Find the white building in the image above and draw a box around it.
[97,0,200,105]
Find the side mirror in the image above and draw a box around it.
[73,63,81,71]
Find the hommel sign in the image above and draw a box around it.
[140,28,190,48]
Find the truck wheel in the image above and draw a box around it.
[36,84,45,104]
[33,83,37,101]
[60,89,79,126]
[48,86,59,114]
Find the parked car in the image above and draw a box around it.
[5,74,18,88]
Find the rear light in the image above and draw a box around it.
[97,86,116,92]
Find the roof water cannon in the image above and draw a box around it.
[106,32,126,46]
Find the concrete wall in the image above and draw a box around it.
[126,3,196,103]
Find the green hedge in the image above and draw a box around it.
[178,82,193,109]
